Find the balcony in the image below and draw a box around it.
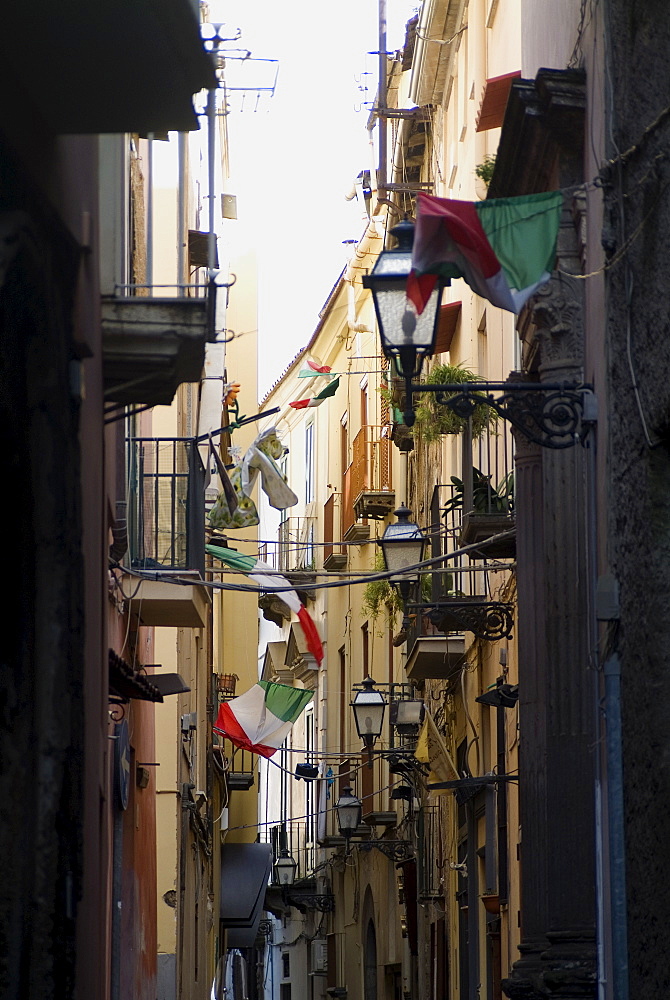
[102,286,215,407]
[418,804,444,899]
[125,437,209,627]
[323,493,347,571]
[405,611,466,683]
[342,425,395,540]
[213,736,256,792]
[453,419,516,558]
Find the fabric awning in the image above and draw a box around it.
[220,844,273,948]
[0,0,217,134]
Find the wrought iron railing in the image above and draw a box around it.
[268,821,317,881]
[418,804,445,898]
[127,437,205,574]
[350,424,393,499]
[280,517,316,573]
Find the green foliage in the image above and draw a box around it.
[362,552,403,623]
[413,363,497,441]
[475,154,496,188]
[443,468,515,515]
[361,553,435,623]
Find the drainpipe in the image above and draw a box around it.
[377,0,387,195]
[146,133,154,289]
[207,84,217,272]
[603,654,628,1000]
[178,132,186,294]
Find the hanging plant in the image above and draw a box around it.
[362,553,435,623]
[362,552,403,623]
[413,362,497,441]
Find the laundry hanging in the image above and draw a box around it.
[214,681,313,757]
[206,544,324,666]
[209,427,298,530]
[407,190,563,315]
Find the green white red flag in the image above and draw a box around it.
[297,355,332,377]
[289,376,340,409]
[214,681,313,757]
[206,543,324,667]
[407,190,563,315]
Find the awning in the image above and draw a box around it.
[476,72,522,132]
[0,0,217,135]
[434,301,462,354]
[108,650,163,703]
[220,844,273,949]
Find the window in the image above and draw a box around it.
[282,954,290,980]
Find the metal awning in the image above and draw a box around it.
[108,649,163,703]
[0,0,217,134]
[220,844,273,949]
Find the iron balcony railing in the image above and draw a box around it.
[418,803,445,899]
[127,437,205,574]
[342,424,393,535]
[269,821,317,881]
[260,517,317,573]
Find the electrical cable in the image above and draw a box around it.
[113,528,517,596]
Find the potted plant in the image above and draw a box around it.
[443,467,515,558]
[413,362,497,442]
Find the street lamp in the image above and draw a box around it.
[335,786,363,853]
[351,677,386,766]
[379,506,427,625]
[362,218,446,426]
[274,848,298,887]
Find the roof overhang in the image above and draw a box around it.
[0,0,217,135]
[409,0,467,107]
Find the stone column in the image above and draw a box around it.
[535,275,596,999]
[502,429,548,1000]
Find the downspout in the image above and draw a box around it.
[377,0,387,195]
[146,133,154,288]
[207,84,217,272]
[178,132,186,294]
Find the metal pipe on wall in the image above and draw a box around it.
[377,0,387,195]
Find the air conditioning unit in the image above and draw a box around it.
[311,940,328,974]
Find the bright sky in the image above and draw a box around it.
[207,0,418,398]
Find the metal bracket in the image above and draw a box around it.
[284,892,335,913]
[427,600,515,642]
[409,382,595,449]
[356,840,413,862]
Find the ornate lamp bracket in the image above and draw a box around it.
[356,840,413,862]
[410,382,596,449]
[284,892,335,913]
[428,601,515,642]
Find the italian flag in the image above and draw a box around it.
[206,544,324,667]
[289,376,340,410]
[298,355,332,377]
[214,681,313,757]
[408,190,563,315]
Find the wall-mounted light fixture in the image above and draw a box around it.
[379,506,427,627]
[335,786,363,853]
[351,677,386,766]
[364,218,594,447]
[274,848,297,887]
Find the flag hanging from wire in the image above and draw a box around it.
[206,544,323,666]
[214,681,313,757]
[288,376,340,410]
[407,190,563,315]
